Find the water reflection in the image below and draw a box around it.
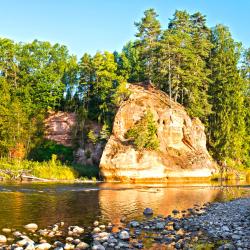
[98,184,219,227]
[0,182,249,230]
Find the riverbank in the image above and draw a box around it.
[0,157,100,181]
[0,196,249,249]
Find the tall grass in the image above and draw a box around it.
[0,155,77,180]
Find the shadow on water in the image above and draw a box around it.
[0,181,249,230]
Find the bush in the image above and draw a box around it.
[72,164,99,179]
[126,110,159,150]
[87,130,98,144]
[0,155,77,180]
[28,140,73,163]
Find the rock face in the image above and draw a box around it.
[100,83,216,182]
[45,111,76,146]
[45,112,104,166]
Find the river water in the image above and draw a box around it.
[0,182,249,231]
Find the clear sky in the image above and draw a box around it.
[0,0,249,58]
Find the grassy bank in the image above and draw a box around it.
[0,155,99,181]
[210,169,250,182]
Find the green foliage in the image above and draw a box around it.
[126,110,159,150]
[72,164,99,179]
[0,38,75,158]
[28,140,73,163]
[0,157,77,180]
[87,130,98,144]
[99,122,111,141]
[135,8,161,81]
[0,8,249,172]
[78,51,128,125]
[208,25,246,163]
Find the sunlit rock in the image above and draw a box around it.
[24,223,38,231]
[0,235,7,243]
[100,83,217,181]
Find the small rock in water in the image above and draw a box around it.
[155,222,166,230]
[47,231,54,238]
[72,226,84,234]
[119,230,130,240]
[2,228,11,234]
[0,234,7,243]
[17,238,34,247]
[66,237,74,242]
[173,222,181,231]
[220,243,236,250]
[25,243,35,250]
[92,245,105,250]
[143,208,153,216]
[52,225,59,232]
[35,243,51,250]
[106,223,113,231]
[172,209,179,214]
[120,216,126,223]
[72,239,81,245]
[68,231,73,236]
[93,221,99,227]
[99,225,105,230]
[76,242,89,249]
[53,241,64,248]
[222,225,230,232]
[130,220,140,227]
[64,243,75,250]
[92,227,101,234]
[24,224,38,231]
[13,231,22,238]
[7,237,14,242]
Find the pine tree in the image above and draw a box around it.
[241,48,250,166]
[208,25,246,163]
[126,110,159,150]
[158,11,212,121]
[120,41,144,82]
[135,8,161,82]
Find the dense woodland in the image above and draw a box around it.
[0,9,249,171]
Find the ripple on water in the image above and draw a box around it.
[0,182,249,230]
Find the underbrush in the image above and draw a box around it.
[0,155,77,180]
[0,154,100,181]
[210,165,250,182]
[72,164,99,179]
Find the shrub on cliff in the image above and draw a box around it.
[126,110,159,150]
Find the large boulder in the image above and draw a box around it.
[100,83,216,182]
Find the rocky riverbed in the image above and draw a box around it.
[0,197,249,250]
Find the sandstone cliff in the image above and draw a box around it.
[100,83,216,182]
[45,111,104,166]
[45,111,76,146]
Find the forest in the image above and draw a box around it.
[0,9,249,177]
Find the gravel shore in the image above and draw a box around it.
[0,197,249,249]
[182,198,250,249]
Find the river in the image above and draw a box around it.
[0,181,249,231]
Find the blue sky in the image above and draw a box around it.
[0,0,249,58]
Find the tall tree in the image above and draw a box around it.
[241,48,250,166]
[158,11,212,121]
[17,40,70,110]
[135,8,161,82]
[208,25,246,163]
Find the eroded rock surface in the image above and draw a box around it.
[100,83,216,181]
[45,112,104,166]
[45,111,76,147]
